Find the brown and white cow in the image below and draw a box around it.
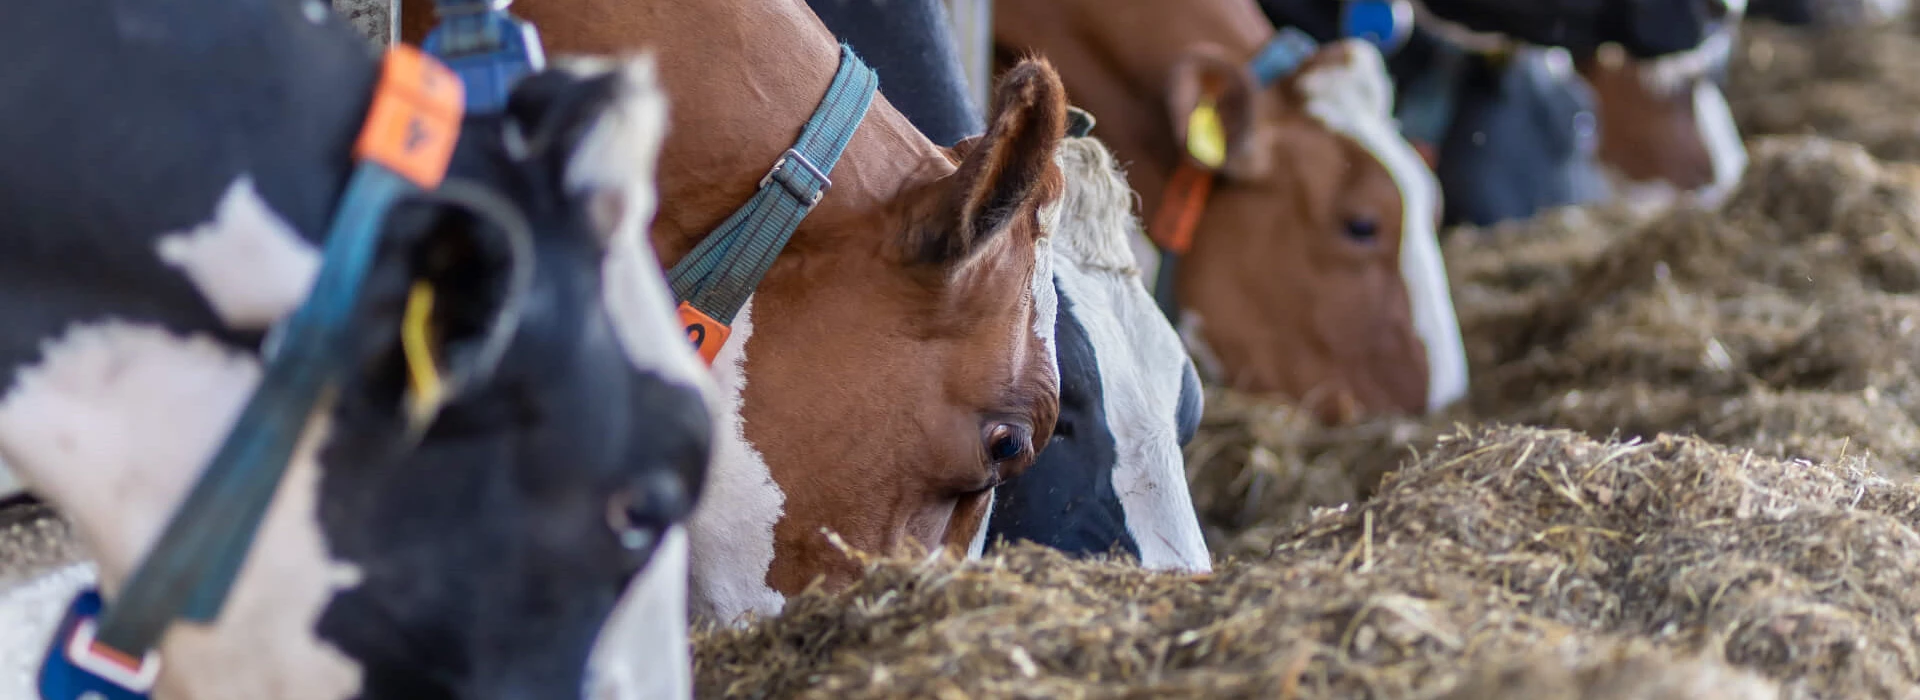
[1578,35,1749,207]
[993,0,1468,425]
[403,0,1068,624]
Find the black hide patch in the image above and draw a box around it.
[986,279,1139,560]
[1435,50,1611,227]
[1177,359,1203,448]
[804,0,984,147]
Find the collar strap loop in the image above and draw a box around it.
[669,46,878,365]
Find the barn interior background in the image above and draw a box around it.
[10,3,1920,699]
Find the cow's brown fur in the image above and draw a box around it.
[403,0,1064,599]
[993,0,1431,423]
[1579,53,1718,191]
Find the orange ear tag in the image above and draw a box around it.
[353,45,465,189]
[677,302,731,366]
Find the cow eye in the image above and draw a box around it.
[984,423,1033,466]
[1343,217,1379,243]
[605,473,687,552]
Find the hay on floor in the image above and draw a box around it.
[695,426,1920,699]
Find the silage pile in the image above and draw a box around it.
[696,426,1920,699]
[1186,134,1920,556]
[1728,15,1920,164]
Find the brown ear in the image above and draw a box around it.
[914,58,1068,266]
[1167,44,1269,179]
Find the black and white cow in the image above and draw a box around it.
[0,1,712,698]
[985,135,1211,570]
[1258,0,1743,227]
[803,0,1212,570]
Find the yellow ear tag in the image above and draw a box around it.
[401,281,448,432]
[1186,98,1228,170]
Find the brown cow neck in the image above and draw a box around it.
[402,0,953,266]
[996,0,1271,226]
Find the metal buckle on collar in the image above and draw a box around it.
[758,148,832,209]
[64,619,161,693]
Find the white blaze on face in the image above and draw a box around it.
[0,322,363,700]
[683,300,788,624]
[587,526,693,700]
[1052,137,1212,571]
[570,55,725,697]
[575,54,714,396]
[1056,260,1212,571]
[1692,80,1748,206]
[1297,40,1470,413]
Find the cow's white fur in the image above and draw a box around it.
[966,490,996,558]
[0,455,19,500]
[575,55,712,394]
[0,320,363,700]
[562,55,715,700]
[155,177,322,331]
[683,299,788,624]
[1298,40,1470,413]
[0,563,96,698]
[1052,137,1212,571]
[1693,80,1748,205]
[587,526,692,700]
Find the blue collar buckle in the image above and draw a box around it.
[421,0,545,113]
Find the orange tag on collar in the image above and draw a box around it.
[353,44,465,189]
[1150,161,1216,255]
[677,302,731,366]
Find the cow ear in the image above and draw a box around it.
[346,188,536,435]
[1167,45,1270,180]
[508,55,670,248]
[911,58,1067,267]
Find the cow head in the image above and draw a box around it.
[1159,39,1466,424]
[986,135,1210,571]
[308,56,713,699]
[1578,8,1749,207]
[681,58,1068,620]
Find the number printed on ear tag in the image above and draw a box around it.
[677,302,730,367]
[1186,98,1227,170]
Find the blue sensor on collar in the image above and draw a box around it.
[1343,0,1413,55]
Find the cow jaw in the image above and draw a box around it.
[0,321,363,700]
[587,526,693,700]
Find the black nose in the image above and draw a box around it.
[629,469,693,527]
